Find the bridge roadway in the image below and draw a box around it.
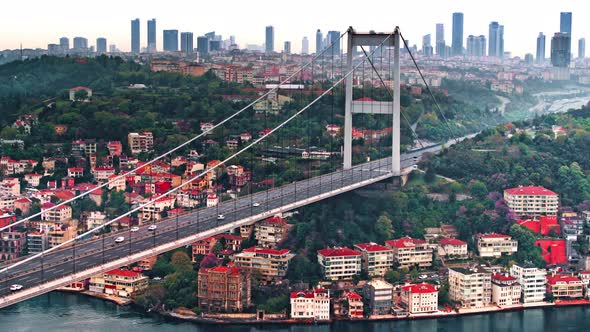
[0,145,444,308]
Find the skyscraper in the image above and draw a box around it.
[180,32,194,55]
[579,38,586,59]
[488,22,504,58]
[197,36,209,55]
[551,32,571,67]
[265,26,274,53]
[452,13,464,56]
[59,37,69,51]
[435,24,445,57]
[131,18,140,54]
[163,30,179,51]
[560,12,572,59]
[147,19,157,52]
[302,37,309,55]
[316,29,323,54]
[422,34,433,57]
[326,31,341,55]
[284,41,291,54]
[466,35,486,57]
[73,37,88,51]
[536,33,546,64]
[96,38,107,54]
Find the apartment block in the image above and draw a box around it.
[290,288,330,321]
[198,265,251,312]
[385,237,433,269]
[254,216,289,248]
[233,247,295,280]
[546,274,584,300]
[128,132,154,155]
[363,279,394,315]
[401,283,439,313]
[448,267,492,308]
[476,233,518,258]
[354,242,394,277]
[504,186,559,216]
[317,247,362,281]
[491,273,521,306]
[509,264,547,303]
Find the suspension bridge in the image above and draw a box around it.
[0,27,460,309]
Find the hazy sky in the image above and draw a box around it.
[1,0,587,57]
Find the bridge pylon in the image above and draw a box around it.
[343,27,401,176]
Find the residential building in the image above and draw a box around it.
[0,230,26,261]
[354,242,394,277]
[438,238,468,259]
[48,224,77,248]
[401,283,439,314]
[491,273,521,306]
[91,269,148,297]
[363,279,393,315]
[546,274,584,300]
[385,237,433,269]
[107,141,123,156]
[504,186,559,217]
[317,247,361,280]
[448,267,492,308]
[233,247,295,280]
[40,202,72,222]
[107,174,126,191]
[140,196,174,221]
[198,265,251,312]
[86,211,107,230]
[476,233,518,258]
[341,291,363,319]
[67,167,84,178]
[128,132,154,154]
[92,166,115,181]
[290,288,330,321]
[254,216,289,248]
[27,231,48,254]
[24,173,42,187]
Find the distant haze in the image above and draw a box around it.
[0,0,585,57]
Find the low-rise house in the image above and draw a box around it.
[476,233,518,258]
[491,273,521,306]
[92,167,116,181]
[90,269,148,297]
[24,173,43,187]
[233,247,295,280]
[354,242,394,277]
[317,247,362,281]
[401,283,439,314]
[385,237,433,269]
[107,174,126,191]
[546,274,584,300]
[438,238,468,259]
[207,193,219,207]
[290,288,330,321]
[198,265,251,312]
[0,230,26,262]
[40,202,72,223]
[86,211,107,230]
[363,279,394,315]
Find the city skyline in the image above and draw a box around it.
[0,1,587,57]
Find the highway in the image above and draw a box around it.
[0,144,447,307]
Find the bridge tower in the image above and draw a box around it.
[343,27,401,175]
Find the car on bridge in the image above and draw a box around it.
[10,284,23,291]
[115,236,125,243]
[148,225,157,231]
[130,226,139,232]
[217,214,225,220]
[253,202,260,207]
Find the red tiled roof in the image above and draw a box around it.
[492,273,517,282]
[346,292,362,300]
[477,233,510,239]
[263,216,287,225]
[317,247,361,257]
[547,274,582,285]
[504,186,557,196]
[403,283,437,294]
[354,97,377,102]
[105,269,139,278]
[385,237,427,248]
[439,238,467,246]
[243,247,290,255]
[290,291,314,299]
[214,234,242,241]
[354,243,391,252]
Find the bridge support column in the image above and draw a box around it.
[392,27,401,176]
[343,27,354,170]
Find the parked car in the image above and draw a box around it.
[419,274,428,279]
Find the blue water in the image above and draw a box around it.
[0,292,589,332]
